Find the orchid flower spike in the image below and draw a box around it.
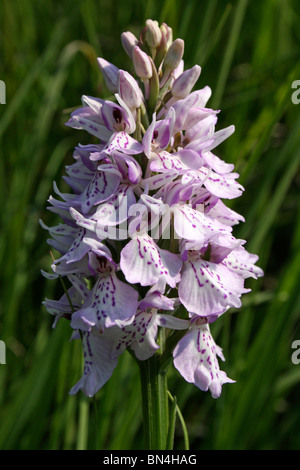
[42,19,263,402]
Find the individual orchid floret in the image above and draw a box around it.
[222,245,264,280]
[142,109,175,158]
[39,219,78,254]
[70,163,122,214]
[173,317,235,399]
[43,275,88,328]
[101,99,135,133]
[65,104,112,141]
[70,257,139,331]
[101,130,143,158]
[113,290,189,361]
[170,89,212,132]
[120,233,182,288]
[70,290,189,397]
[178,252,250,319]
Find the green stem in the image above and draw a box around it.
[76,395,89,450]
[167,391,190,450]
[138,330,169,450]
[166,394,177,450]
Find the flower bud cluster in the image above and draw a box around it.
[42,20,263,399]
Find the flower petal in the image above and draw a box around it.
[173,322,235,398]
[105,131,143,155]
[114,311,159,360]
[120,234,182,287]
[178,256,246,316]
[222,246,264,279]
[70,271,139,330]
[73,164,122,214]
[69,328,119,397]
[173,204,230,245]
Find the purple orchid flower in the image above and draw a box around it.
[173,317,235,399]
[113,289,189,360]
[120,233,182,287]
[70,288,189,397]
[42,20,263,402]
[69,327,120,397]
[70,255,139,330]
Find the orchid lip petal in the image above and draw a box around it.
[178,256,245,317]
[120,234,182,288]
[105,131,143,155]
[70,271,139,331]
[69,329,119,397]
[173,323,235,399]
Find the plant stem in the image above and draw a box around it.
[138,329,169,450]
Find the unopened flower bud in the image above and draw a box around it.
[160,23,173,49]
[118,70,143,110]
[97,58,119,93]
[172,65,201,99]
[145,19,162,48]
[163,38,185,72]
[121,31,139,58]
[132,46,152,79]
[173,60,184,80]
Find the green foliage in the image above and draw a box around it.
[0,0,300,449]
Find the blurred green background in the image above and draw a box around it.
[0,0,300,450]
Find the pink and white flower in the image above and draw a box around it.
[42,19,263,400]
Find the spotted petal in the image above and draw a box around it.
[114,310,160,360]
[173,321,235,398]
[113,309,189,361]
[104,131,143,155]
[178,255,248,316]
[70,271,138,330]
[72,164,122,213]
[222,246,264,279]
[120,234,182,287]
[69,328,119,397]
[173,204,231,245]
[52,228,88,265]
